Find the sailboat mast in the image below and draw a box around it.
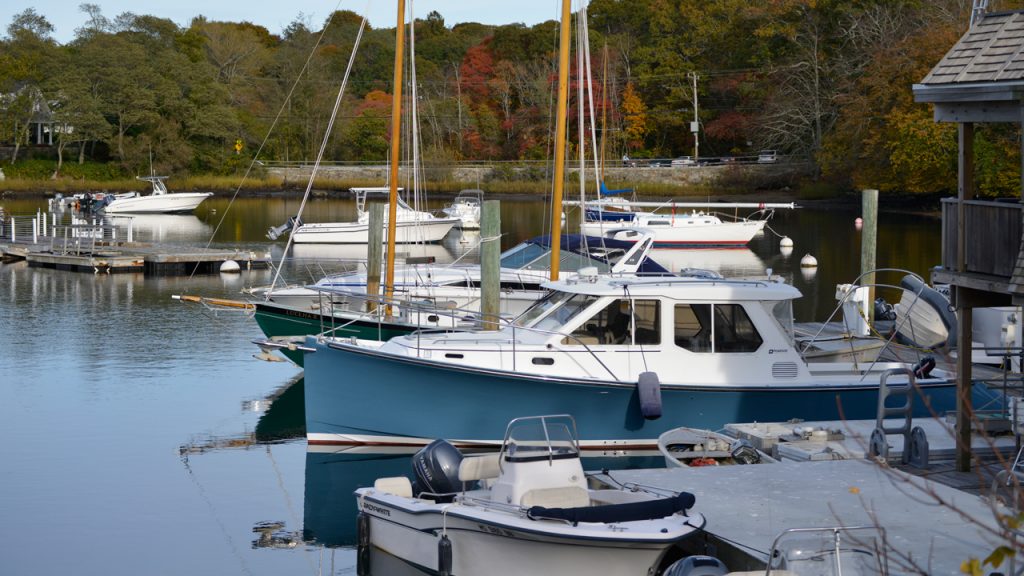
[549,0,572,281]
[385,0,407,306]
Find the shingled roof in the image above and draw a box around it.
[920,10,1024,85]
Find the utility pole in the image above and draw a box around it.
[689,71,699,163]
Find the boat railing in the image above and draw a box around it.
[798,268,940,381]
[314,285,625,381]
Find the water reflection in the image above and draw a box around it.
[105,214,212,243]
[303,450,413,547]
[649,247,766,277]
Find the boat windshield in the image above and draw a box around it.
[767,300,794,342]
[503,415,579,463]
[770,527,886,576]
[514,291,599,331]
[499,242,612,274]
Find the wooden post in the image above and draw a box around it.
[366,202,385,313]
[860,189,878,321]
[956,121,976,473]
[480,200,501,330]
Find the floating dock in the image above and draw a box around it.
[595,459,1006,574]
[0,239,270,275]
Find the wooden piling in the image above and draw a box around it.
[860,189,878,322]
[480,200,501,330]
[366,202,384,313]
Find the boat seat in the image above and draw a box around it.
[458,453,500,482]
[520,486,590,509]
[373,476,413,498]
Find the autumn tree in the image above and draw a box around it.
[620,82,648,152]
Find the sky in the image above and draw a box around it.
[0,1,571,43]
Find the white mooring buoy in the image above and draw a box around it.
[800,254,818,268]
[779,236,793,248]
[855,217,863,230]
[220,260,241,273]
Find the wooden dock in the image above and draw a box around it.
[0,238,270,275]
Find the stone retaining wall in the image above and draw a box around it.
[266,162,810,189]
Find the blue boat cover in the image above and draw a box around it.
[599,181,633,196]
[526,234,671,276]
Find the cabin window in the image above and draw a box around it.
[562,299,660,345]
[768,300,794,341]
[674,304,712,352]
[713,304,763,352]
[674,304,762,353]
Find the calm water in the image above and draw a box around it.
[0,195,941,574]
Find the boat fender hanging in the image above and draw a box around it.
[356,512,371,576]
[638,372,662,420]
[912,355,936,379]
[438,534,453,576]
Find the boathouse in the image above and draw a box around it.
[913,7,1024,471]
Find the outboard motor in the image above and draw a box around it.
[411,439,464,502]
[663,555,729,576]
[729,439,762,465]
[913,355,936,379]
[266,216,301,240]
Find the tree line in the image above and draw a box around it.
[1,1,1022,196]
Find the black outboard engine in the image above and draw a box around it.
[266,216,302,240]
[913,355,936,379]
[729,439,762,465]
[411,439,464,502]
[663,555,729,576]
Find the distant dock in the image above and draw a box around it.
[0,217,269,275]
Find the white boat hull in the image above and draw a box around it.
[103,192,212,214]
[359,492,698,576]
[582,219,764,247]
[292,218,458,244]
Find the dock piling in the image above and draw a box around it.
[860,189,878,321]
[366,202,384,313]
[480,200,501,330]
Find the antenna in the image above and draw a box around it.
[971,0,989,27]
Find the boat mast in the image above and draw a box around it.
[385,0,407,308]
[549,0,572,281]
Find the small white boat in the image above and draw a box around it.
[273,187,459,244]
[442,189,483,229]
[355,415,705,576]
[103,176,212,214]
[658,426,777,468]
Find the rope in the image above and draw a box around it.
[186,0,351,284]
[266,10,370,299]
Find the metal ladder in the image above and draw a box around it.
[869,367,929,467]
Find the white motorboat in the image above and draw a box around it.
[442,189,483,229]
[102,176,212,214]
[271,187,459,244]
[301,272,972,449]
[355,415,705,576]
[257,231,665,315]
[657,427,777,468]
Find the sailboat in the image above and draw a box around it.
[281,186,459,244]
